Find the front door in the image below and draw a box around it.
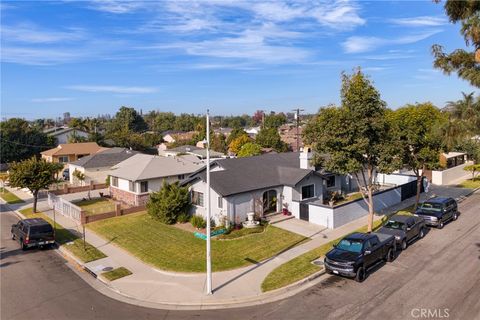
[300,203,309,221]
[263,190,277,214]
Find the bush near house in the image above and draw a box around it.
[147,181,190,224]
[190,215,206,229]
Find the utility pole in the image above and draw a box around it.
[292,108,304,152]
[206,109,212,295]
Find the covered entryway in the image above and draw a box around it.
[262,190,277,214]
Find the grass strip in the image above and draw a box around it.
[102,267,132,281]
[0,188,25,204]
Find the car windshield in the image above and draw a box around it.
[384,220,404,230]
[420,202,443,212]
[336,239,363,253]
[30,225,53,235]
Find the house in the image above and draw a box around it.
[183,149,352,225]
[162,130,197,144]
[159,145,225,160]
[109,154,204,206]
[213,127,233,137]
[423,152,473,185]
[279,124,304,151]
[44,126,89,144]
[245,126,261,138]
[41,142,107,166]
[68,148,138,184]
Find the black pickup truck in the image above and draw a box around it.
[377,215,426,250]
[324,232,396,282]
[414,197,458,229]
[11,218,55,250]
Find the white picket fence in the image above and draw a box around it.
[47,193,82,222]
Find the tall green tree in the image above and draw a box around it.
[226,127,248,146]
[211,133,227,153]
[147,181,191,224]
[108,106,148,134]
[0,118,55,163]
[432,0,480,87]
[263,113,287,129]
[8,158,63,212]
[237,142,262,157]
[255,127,288,152]
[389,103,445,209]
[304,70,400,232]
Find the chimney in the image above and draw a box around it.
[299,146,314,170]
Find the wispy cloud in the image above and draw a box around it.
[87,0,144,14]
[31,97,75,102]
[343,30,442,53]
[390,16,446,27]
[2,23,86,43]
[66,85,158,94]
[1,46,85,65]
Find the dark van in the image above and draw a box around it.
[11,218,55,250]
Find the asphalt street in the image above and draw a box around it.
[1,191,479,320]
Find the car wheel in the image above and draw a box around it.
[385,248,395,262]
[453,212,458,221]
[401,239,407,250]
[419,228,425,239]
[355,267,365,282]
[438,221,444,229]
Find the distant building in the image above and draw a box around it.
[43,126,89,144]
[162,130,197,144]
[159,145,225,160]
[279,124,304,151]
[63,112,71,125]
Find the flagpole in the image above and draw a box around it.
[206,109,212,295]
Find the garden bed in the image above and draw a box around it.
[74,198,124,216]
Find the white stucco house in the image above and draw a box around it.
[109,154,204,206]
[182,149,353,226]
[44,126,89,144]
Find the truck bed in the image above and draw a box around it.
[371,232,395,244]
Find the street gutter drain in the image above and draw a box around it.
[102,267,114,272]
[311,259,324,266]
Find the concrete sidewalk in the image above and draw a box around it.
[4,184,476,309]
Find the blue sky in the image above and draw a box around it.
[1,0,477,119]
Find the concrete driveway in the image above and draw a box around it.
[271,217,329,238]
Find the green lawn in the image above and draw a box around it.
[19,208,107,263]
[0,188,24,204]
[88,212,308,272]
[457,177,480,189]
[217,225,266,240]
[74,198,117,216]
[261,217,388,292]
[102,267,132,281]
[334,192,363,205]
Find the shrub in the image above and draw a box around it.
[147,181,191,224]
[177,212,190,223]
[190,215,206,229]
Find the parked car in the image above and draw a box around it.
[377,215,426,250]
[324,232,396,282]
[414,197,458,229]
[11,218,55,250]
[62,168,69,181]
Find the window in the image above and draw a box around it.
[218,196,223,209]
[178,174,185,180]
[140,181,148,193]
[111,177,118,187]
[129,181,135,192]
[301,184,314,199]
[58,155,69,163]
[192,191,204,207]
[326,176,335,188]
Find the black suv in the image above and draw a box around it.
[11,218,55,250]
[414,197,458,229]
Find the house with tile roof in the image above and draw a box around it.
[68,147,138,184]
[109,153,204,206]
[41,142,107,166]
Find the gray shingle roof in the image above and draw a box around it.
[188,152,324,196]
[167,145,224,158]
[70,148,138,169]
[111,153,204,181]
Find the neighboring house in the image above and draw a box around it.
[279,124,304,151]
[423,152,473,185]
[159,145,225,160]
[183,149,352,225]
[245,126,261,137]
[109,154,204,206]
[213,127,233,137]
[41,142,106,166]
[44,126,89,144]
[68,148,138,184]
[162,130,197,144]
